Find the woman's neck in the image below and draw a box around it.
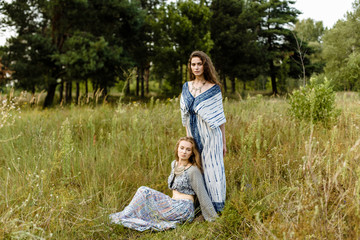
[178,159,190,166]
[194,75,205,83]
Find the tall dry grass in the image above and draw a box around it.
[1,93,360,239]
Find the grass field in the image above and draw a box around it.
[1,93,360,239]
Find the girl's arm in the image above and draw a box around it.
[188,167,218,221]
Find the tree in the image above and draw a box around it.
[211,0,264,93]
[53,32,125,103]
[152,0,213,94]
[127,0,162,97]
[294,18,325,43]
[293,18,326,77]
[258,0,300,94]
[0,0,145,106]
[322,1,360,90]
[0,0,90,106]
[74,0,144,96]
[286,33,316,85]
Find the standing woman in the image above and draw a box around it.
[180,50,226,212]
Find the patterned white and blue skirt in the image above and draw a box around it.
[109,186,194,232]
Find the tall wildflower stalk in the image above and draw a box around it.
[0,96,21,142]
[59,118,74,179]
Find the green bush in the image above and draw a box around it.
[289,76,340,125]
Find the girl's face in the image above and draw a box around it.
[190,57,204,77]
[177,140,193,161]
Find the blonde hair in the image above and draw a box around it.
[188,50,221,86]
[174,137,202,172]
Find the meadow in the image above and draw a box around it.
[1,92,360,239]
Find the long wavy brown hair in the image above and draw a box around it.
[188,50,221,86]
[174,137,202,172]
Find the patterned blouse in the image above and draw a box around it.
[167,160,218,221]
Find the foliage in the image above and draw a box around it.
[53,32,125,91]
[0,0,336,100]
[289,76,340,125]
[293,18,326,77]
[342,52,360,90]
[1,24,57,94]
[152,0,213,93]
[294,18,325,42]
[258,0,300,94]
[210,0,264,92]
[286,33,317,83]
[0,0,146,106]
[322,1,360,91]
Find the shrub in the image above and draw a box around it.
[288,76,340,125]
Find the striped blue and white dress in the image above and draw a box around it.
[180,82,226,212]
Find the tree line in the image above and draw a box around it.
[0,0,356,107]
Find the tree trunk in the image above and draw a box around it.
[180,64,183,84]
[43,83,57,108]
[179,64,183,89]
[76,82,80,104]
[103,86,107,96]
[66,81,72,104]
[221,72,227,92]
[65,81,68,103]
[144,63,150,94]
[59,81,64,104]
[93,81,97,95]
[85,79,88,96]
[141,68,144,98]
[125,77,130,95]
[269,60,278,95]
[243,81,246,90]
[136,68,140,96]
[231,76,236,93]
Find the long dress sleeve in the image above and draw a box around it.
[188,166,218,221]
[180,91,190,127]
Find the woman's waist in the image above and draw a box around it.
[172,190,194,202]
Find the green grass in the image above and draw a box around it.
[1,93,360,239]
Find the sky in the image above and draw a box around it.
[293,0,354,29]
[0,0,356,46]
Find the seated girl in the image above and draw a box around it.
[109,137,218,231]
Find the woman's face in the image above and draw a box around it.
[190,57,204,77]
[177,140,193,161]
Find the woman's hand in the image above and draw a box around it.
[223,144,227,157]
[220,124,226,157]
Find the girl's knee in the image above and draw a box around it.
[137,186,150,194]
